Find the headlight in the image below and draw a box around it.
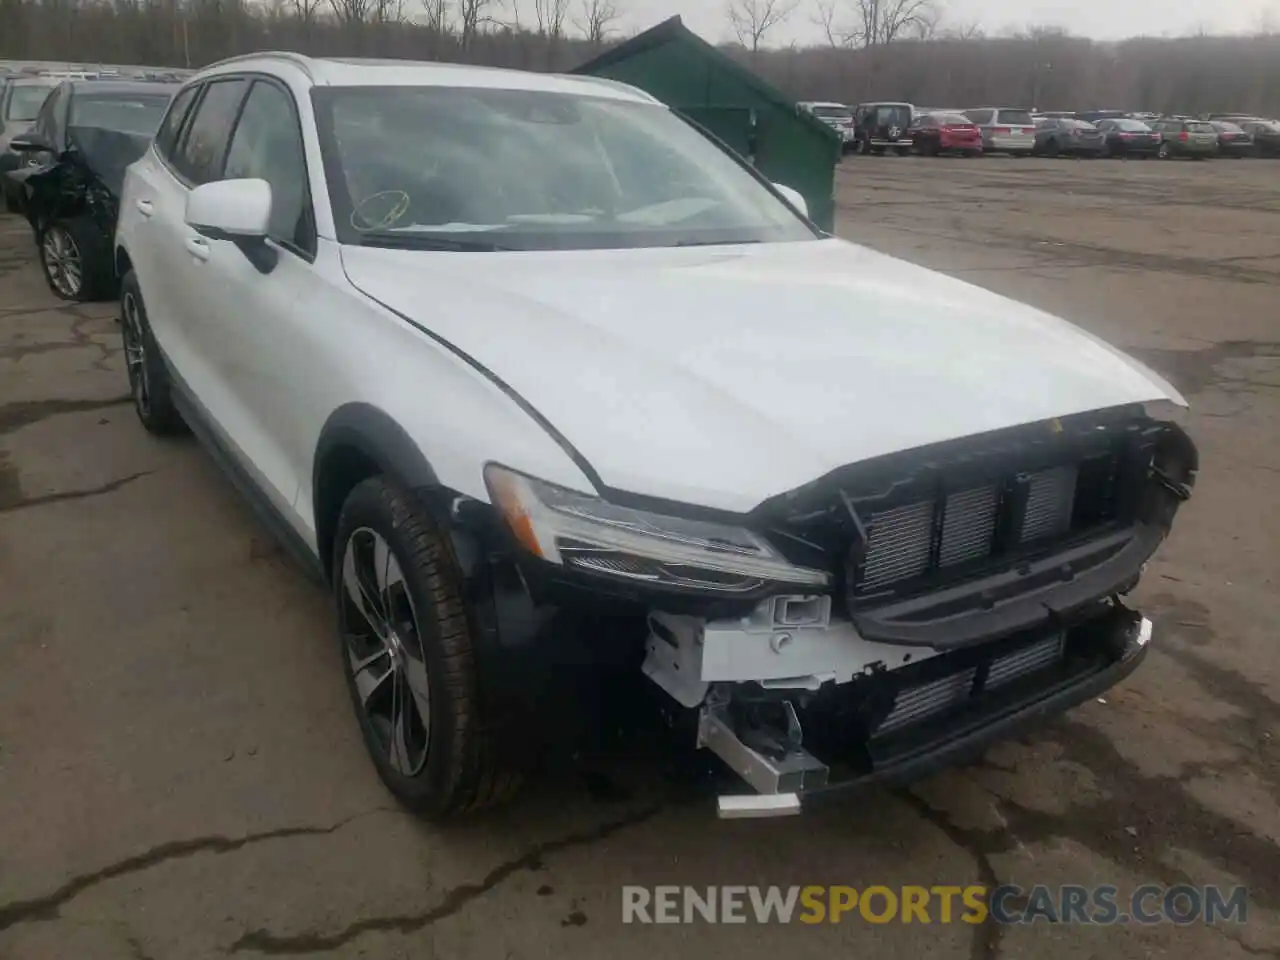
[484,464,829,594]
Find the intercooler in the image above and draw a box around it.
[875,630,1066,736]
[856,463,1087,595]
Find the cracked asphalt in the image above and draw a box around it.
[2,156,1279,959]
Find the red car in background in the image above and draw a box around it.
[909,112,983,156]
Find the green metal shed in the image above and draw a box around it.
[572,16,842,233]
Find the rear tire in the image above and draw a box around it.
[334,476,523,819]
[39,217,115,302]
[119,271,187,436]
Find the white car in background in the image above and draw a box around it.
[964,106,1038,155]
[798,100,856,152]
[113,53,1197,820]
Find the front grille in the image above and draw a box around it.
[876,632,1065,736]
[849,454,1118,602]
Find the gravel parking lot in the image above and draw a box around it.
[2,156,1279,960]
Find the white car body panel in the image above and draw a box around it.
[340,236,1182,513]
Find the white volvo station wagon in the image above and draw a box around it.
[113,52,1197,819]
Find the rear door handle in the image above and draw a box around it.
[135,198,154,217]
[184,236,210,262]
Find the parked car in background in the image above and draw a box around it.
[1151,118,1219,159]
[908,111,981,156]
[0,75,58,211]
[1075,109,1132,124]
[799,101,856,153]
[852,101,915,155]
[1033,117,1106,157]
[1238,119,1280,157]
[1209,120,1253,158]
[1094,118,1162,158]
[4,79,176,300]
[964,107,1036,155]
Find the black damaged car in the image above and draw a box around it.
[0,79,176,301]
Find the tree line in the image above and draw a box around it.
[3,0,1280,117]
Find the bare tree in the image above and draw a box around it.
[855,0,937,46]
[908,1,942,40]
[329,0,373,25]
[940,18,983,39]
[811,0,856,47]
[458,0,493,49]
[574,0,619,46]
[726,0,798,53]
[533,0,569,37]
[290,0,323,28]
[423,0,451,32]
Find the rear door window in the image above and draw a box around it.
[170,78,249,185]
[154,84,201,162]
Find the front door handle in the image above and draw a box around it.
[184,236,210,262]
[134,198,154,217]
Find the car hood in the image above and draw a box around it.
[341,237,1183,513]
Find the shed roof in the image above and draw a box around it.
[573,15,837,144]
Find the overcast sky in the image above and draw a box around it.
[614,0,1280,47]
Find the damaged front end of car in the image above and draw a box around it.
[471,401,1196,818]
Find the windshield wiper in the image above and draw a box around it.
[354,231,515,252]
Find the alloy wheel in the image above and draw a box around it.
[42,227,82,298]
[340,527,432,777]
[121,291,151,416]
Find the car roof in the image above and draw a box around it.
[10,76,59,87]
[804,101,849,108]
[198,52,660,105]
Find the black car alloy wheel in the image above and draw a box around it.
[121,289,152,417]
[340,527,432,778]
[42,225,83,299]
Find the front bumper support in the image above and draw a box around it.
[701,607,1152,818]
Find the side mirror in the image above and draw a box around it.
[185,178,278,274]
[9,133,54,153]
[772,182,809,219]
[186,178,272,237]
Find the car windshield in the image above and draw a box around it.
[6,84,54,121]
[810,105,851,120]
[997,109,1034,125]
[934,113,970,125]
[1112,119,1151,131]
[312,86,818,251]
[1186,121,1215,133]
[69,93,172,135]
[1213,121,1244,133]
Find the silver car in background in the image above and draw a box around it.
[964,107,1037,156]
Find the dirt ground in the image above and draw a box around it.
[1,155,1279,960]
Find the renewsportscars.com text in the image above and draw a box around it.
[621,884,1248,925]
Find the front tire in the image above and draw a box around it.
[334,476,522,818]
[119,271,186,436]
